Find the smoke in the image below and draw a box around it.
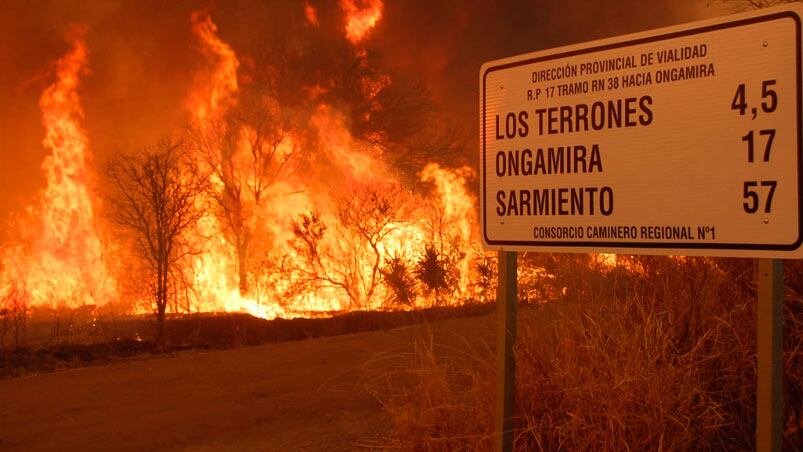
[372,0,716,165]
[0,0,719,230]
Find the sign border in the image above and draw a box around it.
[481,10,803,252]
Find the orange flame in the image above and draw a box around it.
[420,163,477,294]
[184,10,271,318]
[340,0,383,45]
[177,11,480,318]
[1,26,115,311]
[311,104,386,182]
[188,10,239,125]
[304,2,320,27]
[2,9,483,325]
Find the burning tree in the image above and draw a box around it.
[414,244,456,306]
[380,255,417,306]
[0,4,482,321]
[172,6,480,316]
[288,183,405,310]
[104,139,207,346]
[336,183,405,305]
[0,276,29,348]
[469,252,497,304]
[189,94,295,296]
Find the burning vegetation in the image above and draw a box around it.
[0,2,483,345]
[0,26,116,314]
[0,2,801,450]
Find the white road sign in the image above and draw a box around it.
[480,5,803,258]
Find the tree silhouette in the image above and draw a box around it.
[381,255,417,307]
[105,139,206,347]
[188,94,295,296]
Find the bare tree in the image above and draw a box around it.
[342,69,467,179]
[289,183,404,309]
[0,275,28,348]
[335,184,403,305]
[105,139,206,347]
[188,94,294,296]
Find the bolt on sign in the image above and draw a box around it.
[480,4,803,258]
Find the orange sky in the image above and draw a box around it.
[0,0,725,235]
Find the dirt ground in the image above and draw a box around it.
[0,314,492,451]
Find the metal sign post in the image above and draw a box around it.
[757,259,783,451]
[495,250,517,452]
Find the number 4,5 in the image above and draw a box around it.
[731,80,778,115]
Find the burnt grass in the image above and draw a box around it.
[0,303,494,378]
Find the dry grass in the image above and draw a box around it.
[366,329,496,451]
[374,256,803,451]
[1,303,495,378]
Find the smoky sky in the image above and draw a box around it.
[0,0,725,232]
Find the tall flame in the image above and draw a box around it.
[420,163,476,294]
[2,26,115,310]
[177,11,479,318]
[0,11,482,323]
[188,10,239,124]
[184,11,288,319]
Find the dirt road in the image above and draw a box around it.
[0,315,491,451]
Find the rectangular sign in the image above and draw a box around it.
[480,5,803,258]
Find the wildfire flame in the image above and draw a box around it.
[183,10,287,319]
[304,2,320,28]
[340,0,384,45]
[1,8,481,324]
[1,26,115,311]
[188,10,239,125]
[420,163,476,294]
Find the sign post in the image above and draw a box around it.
[495,250,517,452]
[480,5,803,450]
[757,258,783,451]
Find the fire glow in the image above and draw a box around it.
[1,26,115,313]
[0,4,483,322]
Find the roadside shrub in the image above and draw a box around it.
[415,245,455,305]
[376,257,803,450]
[381,255,417,307]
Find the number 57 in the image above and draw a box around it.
[743,180,777,213]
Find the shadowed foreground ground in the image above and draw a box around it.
[0,315,492,451]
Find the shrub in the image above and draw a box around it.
[415,245,455,305]
[381,255,418,307]
[375,257,803,450]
